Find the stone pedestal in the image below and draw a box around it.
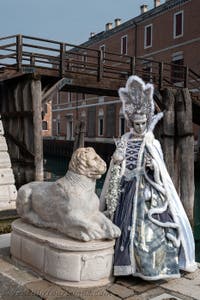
[11,219,115,287]
[0,118,17,211]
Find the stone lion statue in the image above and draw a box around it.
[16,147,121,241]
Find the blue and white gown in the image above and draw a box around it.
[101,131,197,280]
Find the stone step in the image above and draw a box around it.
[0,136,8,151]
[0,120,4,135]
[0,185,17,202]
[0,169,15,185]
[0,152,11,168]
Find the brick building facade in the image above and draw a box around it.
[48,0,200,145]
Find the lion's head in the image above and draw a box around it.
[69,147,107,179]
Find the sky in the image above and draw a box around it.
[0,0,165,45]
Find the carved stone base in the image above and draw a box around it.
[11,219,115,287]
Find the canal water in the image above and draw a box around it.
[44,154,200,262]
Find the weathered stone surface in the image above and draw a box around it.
[1,296,41,300]
[21,236,45,271]
[25,280,69,298]
[0,119,17,211]
[116,276,157,293]
[61,285,110,297]
[11,219,115,287]
[132,281,157,293]
[183,268,200,280]
[0,233,10,249]
[0,152,11,168]
[0,121,4,136]
[107,283,134,298]
[3,267,40,286]
[10,231,21,259]
[0,257,14,273]
[0,169,15,185]
[149,293,184,300]
[46,297,82,300]
[116,276,136,288]
[0,185,16,209]
[0,185,17,204]
[0,136,8,151]
[16,147,120,242]
[161,277,200,300]
[80,296,121,300]
[125,288,167,300]
[0,273,35,297]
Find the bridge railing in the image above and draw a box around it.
[0,35,18,71]
[0,34,200,95]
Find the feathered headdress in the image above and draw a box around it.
[119,75,155,127]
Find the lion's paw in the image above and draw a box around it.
[102,220,121,239]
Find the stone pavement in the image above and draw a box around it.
[0,236,200,300]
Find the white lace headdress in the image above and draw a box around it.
[119,75,155,128]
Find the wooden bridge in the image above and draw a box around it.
[0,34,199,224]
[0,34,200,102]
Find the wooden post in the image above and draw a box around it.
[159,62,164,90]
[130,56,136,75]
[31,79,43,181]
[175,88,194,225]
[16,35,22,71]
[30,53,35,66]
[184,66,189,88]
[162,88,176,184]
[73,120,85,152]
[60,43,66,78]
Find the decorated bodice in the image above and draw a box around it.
[125,139,143,171]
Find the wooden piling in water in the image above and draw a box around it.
[176,88,194,226]
[162,87,194,225]
[31,79,43,181]
[162,88,176,184]
[73,120,85,152]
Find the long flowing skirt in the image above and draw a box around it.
[113,176,180,280]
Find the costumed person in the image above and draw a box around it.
[100,75,197,280]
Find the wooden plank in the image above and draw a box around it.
[31,79,43,181]
[42,77,73,104]
[175,88,194,225]
[4,131,34,158]
[162,88,176,184]
[16,35,22,71]
[1,111,32,118]
[106,104,116,137]
[73,120,85,151]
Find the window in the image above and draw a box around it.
[82,51,87,70]
[42,121,48,131]
[57,92,60,104]
[98,109,104,136]
[121,35,128,55]
[68,92,72,103]
[66,115,73,140]
[98,118,104,136]
[144,24,152,48]
[100,45,105,61]
[174,11,184,38]
[56,120,60,135]
[171,52,184,83]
